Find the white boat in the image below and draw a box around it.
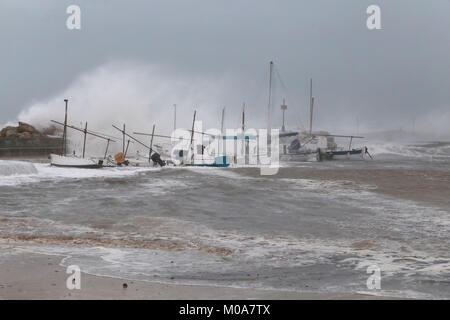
[50,154,103,169]
[49,99,115,169]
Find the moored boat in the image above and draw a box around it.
[50,154,103,168]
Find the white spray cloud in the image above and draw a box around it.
[17,61,236,155]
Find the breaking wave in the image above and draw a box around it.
[0,160,38,177]
[367,141,450,161]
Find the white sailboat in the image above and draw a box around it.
[50,153,102,168]
[50,99,112,169]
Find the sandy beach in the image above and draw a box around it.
[0,244,388,300]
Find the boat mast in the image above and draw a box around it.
[104,139,111,160]
[124,139,131,157]
[309,79,314,136]
[173,104,177,132]
[218,107,225,157]
[149,124,155,163]
[122,124,126,154]
[242,102,246,158]
[62,99,68,156]
[267,61,273,132]
[220,107,225,134]
[189,110,196,163]
[281,98,287,132]
[82,122,87,158]
[242,102,245,132]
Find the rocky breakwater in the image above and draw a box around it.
[0,122,63,158]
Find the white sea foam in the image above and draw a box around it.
[0,160,37,176]
[367,141,450,161]
[0,160,160,186]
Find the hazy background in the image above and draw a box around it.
[1,0,449,138]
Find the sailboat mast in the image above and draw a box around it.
[220,107,225,134]
[62,99,68,156]
[242,102,246,158]
[173,104,177,132]
[82,122,88,158]
[219,107,225,157]
[267,61,273,132]
[122,124,126,154]
[149,124,155,162]
[104,139,110,160]
[242,102,245,132]
[309,79,314,136]
[189,110,197,163]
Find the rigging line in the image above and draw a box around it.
[85,129,122,142]
[51,120,116,142]
[273,65,307,131]
[274,65,289,94]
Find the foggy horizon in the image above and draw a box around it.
[2,0,450,138]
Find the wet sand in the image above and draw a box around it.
[0,245,387,300]
[270,168,450,208]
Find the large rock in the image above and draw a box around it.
[0,122,43,139]
[17,122,41,135]
[0,126,18,137]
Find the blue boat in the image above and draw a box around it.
[185,156,231,167]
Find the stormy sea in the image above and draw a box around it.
[0,140,449,299]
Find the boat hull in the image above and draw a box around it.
[326,149,364,160]
[50,154,103,169]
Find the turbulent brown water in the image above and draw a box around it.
[0,141,449,298]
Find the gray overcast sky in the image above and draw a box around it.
[1,0,450,135]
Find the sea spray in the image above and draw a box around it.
[16,62,240,157]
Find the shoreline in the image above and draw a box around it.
[0,246,390,300]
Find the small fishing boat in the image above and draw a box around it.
[325,147,371,160]
[185,155,231,168]
[50,99,115,169]
[50,153,103,168]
